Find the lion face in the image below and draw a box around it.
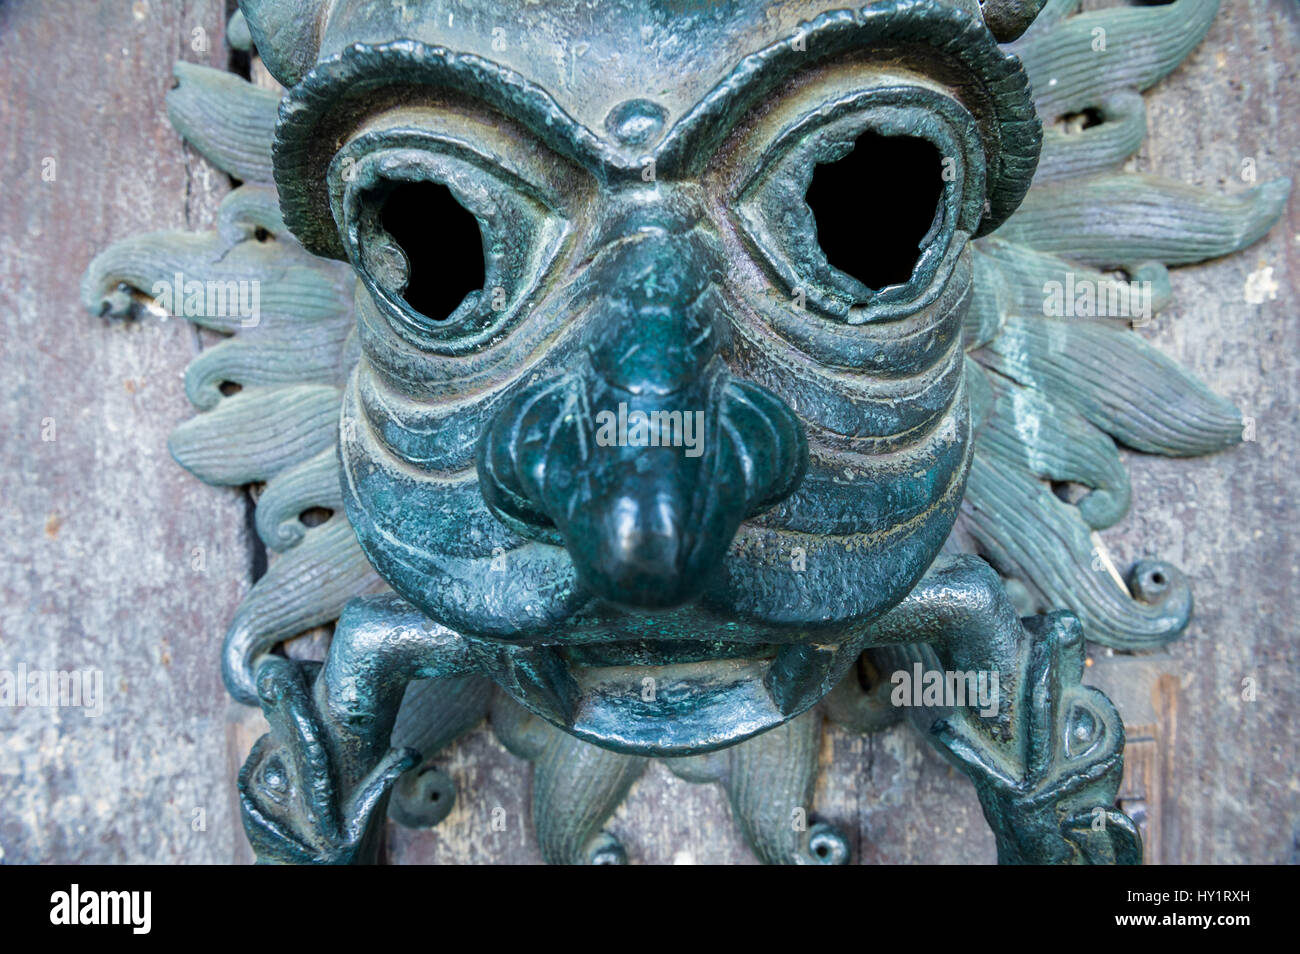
[257,0,1040,743]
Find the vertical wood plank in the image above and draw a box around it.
[0,0,248,863]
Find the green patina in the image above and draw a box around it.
[82,0,1288,864]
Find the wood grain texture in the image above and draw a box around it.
[1082,0,1300,865]
[0,0,1295,864]
[0,0,253,864]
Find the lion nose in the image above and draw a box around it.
[477,201,806,609]
[479,372,805,610]
[597,487,693,607]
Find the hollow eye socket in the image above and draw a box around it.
[804,132,945,292]
[732,89,984,321]
[333,139,567,353]
[375,180,486,321]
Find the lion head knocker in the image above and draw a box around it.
[84,0,1288,863]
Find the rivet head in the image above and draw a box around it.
[605,98,667,147]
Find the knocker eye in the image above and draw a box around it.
[257,753,291,804]
[330,135,567,352]
[374,179,487,322]
[730,86,988,321]
[803,131,946,294]
[347,166,507,342]
[1064,701,1101,760]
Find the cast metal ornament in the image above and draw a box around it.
[83,0,1289,864]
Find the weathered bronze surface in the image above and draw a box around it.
[82,0,1289,864]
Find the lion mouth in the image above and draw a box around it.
[336,347,970,754]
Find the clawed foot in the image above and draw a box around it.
[868,557,1143,864]
[929,612,1142,864]
[238,657,418,864]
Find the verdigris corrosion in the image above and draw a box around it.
[83,0,1289,864]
